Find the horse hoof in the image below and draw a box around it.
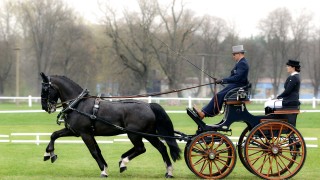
[165,173,174,178]
[100,174,108,178]
[51,155,58,163]
[120,166,127,173]
[43,156,50,161]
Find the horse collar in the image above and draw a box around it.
[56,89,89,125]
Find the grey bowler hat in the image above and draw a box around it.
[232,45,246,53]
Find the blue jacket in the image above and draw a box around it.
[222,57,249,86]
[202,57,249,117]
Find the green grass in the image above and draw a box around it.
[0,143,319,180]
[0,103,320,179]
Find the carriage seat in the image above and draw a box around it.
[265,106,300,115]
[224,83,251,105]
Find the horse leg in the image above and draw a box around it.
[119,134,146,173]
[44,128,75,163]
[119,147,135,172]
[145,136,174,178]
[80,133,108,177]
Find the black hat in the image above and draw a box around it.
[286,60,300,67]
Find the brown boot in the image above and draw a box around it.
[193,106,205,120]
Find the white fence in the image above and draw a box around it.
[1,96,320,108]
[0,133,317,148]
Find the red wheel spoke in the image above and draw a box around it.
[213,160,223,175]
[247,147,268,152]
[248,151,269,163]
[199,159,209,174]
[252,151,266,167]
[209,160,213,177]
[253,153,270,172]
[200,137,210,149]
[216,146,231,154]
[250,138,270,149]
[277,154,293,174]
[190,153,206,157]
[274,156,284,176]
[258,129,269,143]
[192,157,206,166]
[275,125,284,144]
[279,153,299,165]
[267,155,274,175]
[192,145,204,152]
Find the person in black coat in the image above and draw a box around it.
[264,60,301,108]
[194,45,249,119]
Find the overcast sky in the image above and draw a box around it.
[65,0,320,37]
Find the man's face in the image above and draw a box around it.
[232,53,240,61]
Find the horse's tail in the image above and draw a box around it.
[149,103,181,162]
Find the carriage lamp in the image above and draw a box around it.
[236,88,247,101]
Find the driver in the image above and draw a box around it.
[194,45,249,119]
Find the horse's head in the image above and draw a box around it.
[40,72,59,113]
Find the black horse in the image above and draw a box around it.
[39,72,181,178]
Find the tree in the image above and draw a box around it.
[51,15,97,88]
[306,30,320,98]
[103,0,158,94]
[154,0,202,97]
[18,0,70,78]
[197,15,228,96]
[291,10,313,60]
[258,8,292,96]
[0,0,19,95]
[242,36,267,98]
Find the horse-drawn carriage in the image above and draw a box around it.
[40,72,306,179]
[183,83,306,179]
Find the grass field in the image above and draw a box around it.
[0,103,320,179]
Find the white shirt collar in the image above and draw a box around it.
[291,72,299,76]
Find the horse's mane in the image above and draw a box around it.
[51,75,83,90]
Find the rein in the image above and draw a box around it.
[87,82,216,99]
[53,82,216,108]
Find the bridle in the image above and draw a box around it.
[41,76,59,113]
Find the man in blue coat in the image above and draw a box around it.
[194,45,249,119]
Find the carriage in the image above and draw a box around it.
[182,83,306,179]
[40,72,306,179]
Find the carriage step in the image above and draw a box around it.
[187,108,205,125]
[186,108,213,132]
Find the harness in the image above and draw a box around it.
[56,95,189,141]
[41,75,191,141]
[89,94,103,133]
[92,94,102,119]
[56,89,89,135]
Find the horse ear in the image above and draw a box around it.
[40,72,49,83]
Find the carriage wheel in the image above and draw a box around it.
[184,140,193,171]
[186,131,236,179]
[237,127,254,174]
[244,121,306,179]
